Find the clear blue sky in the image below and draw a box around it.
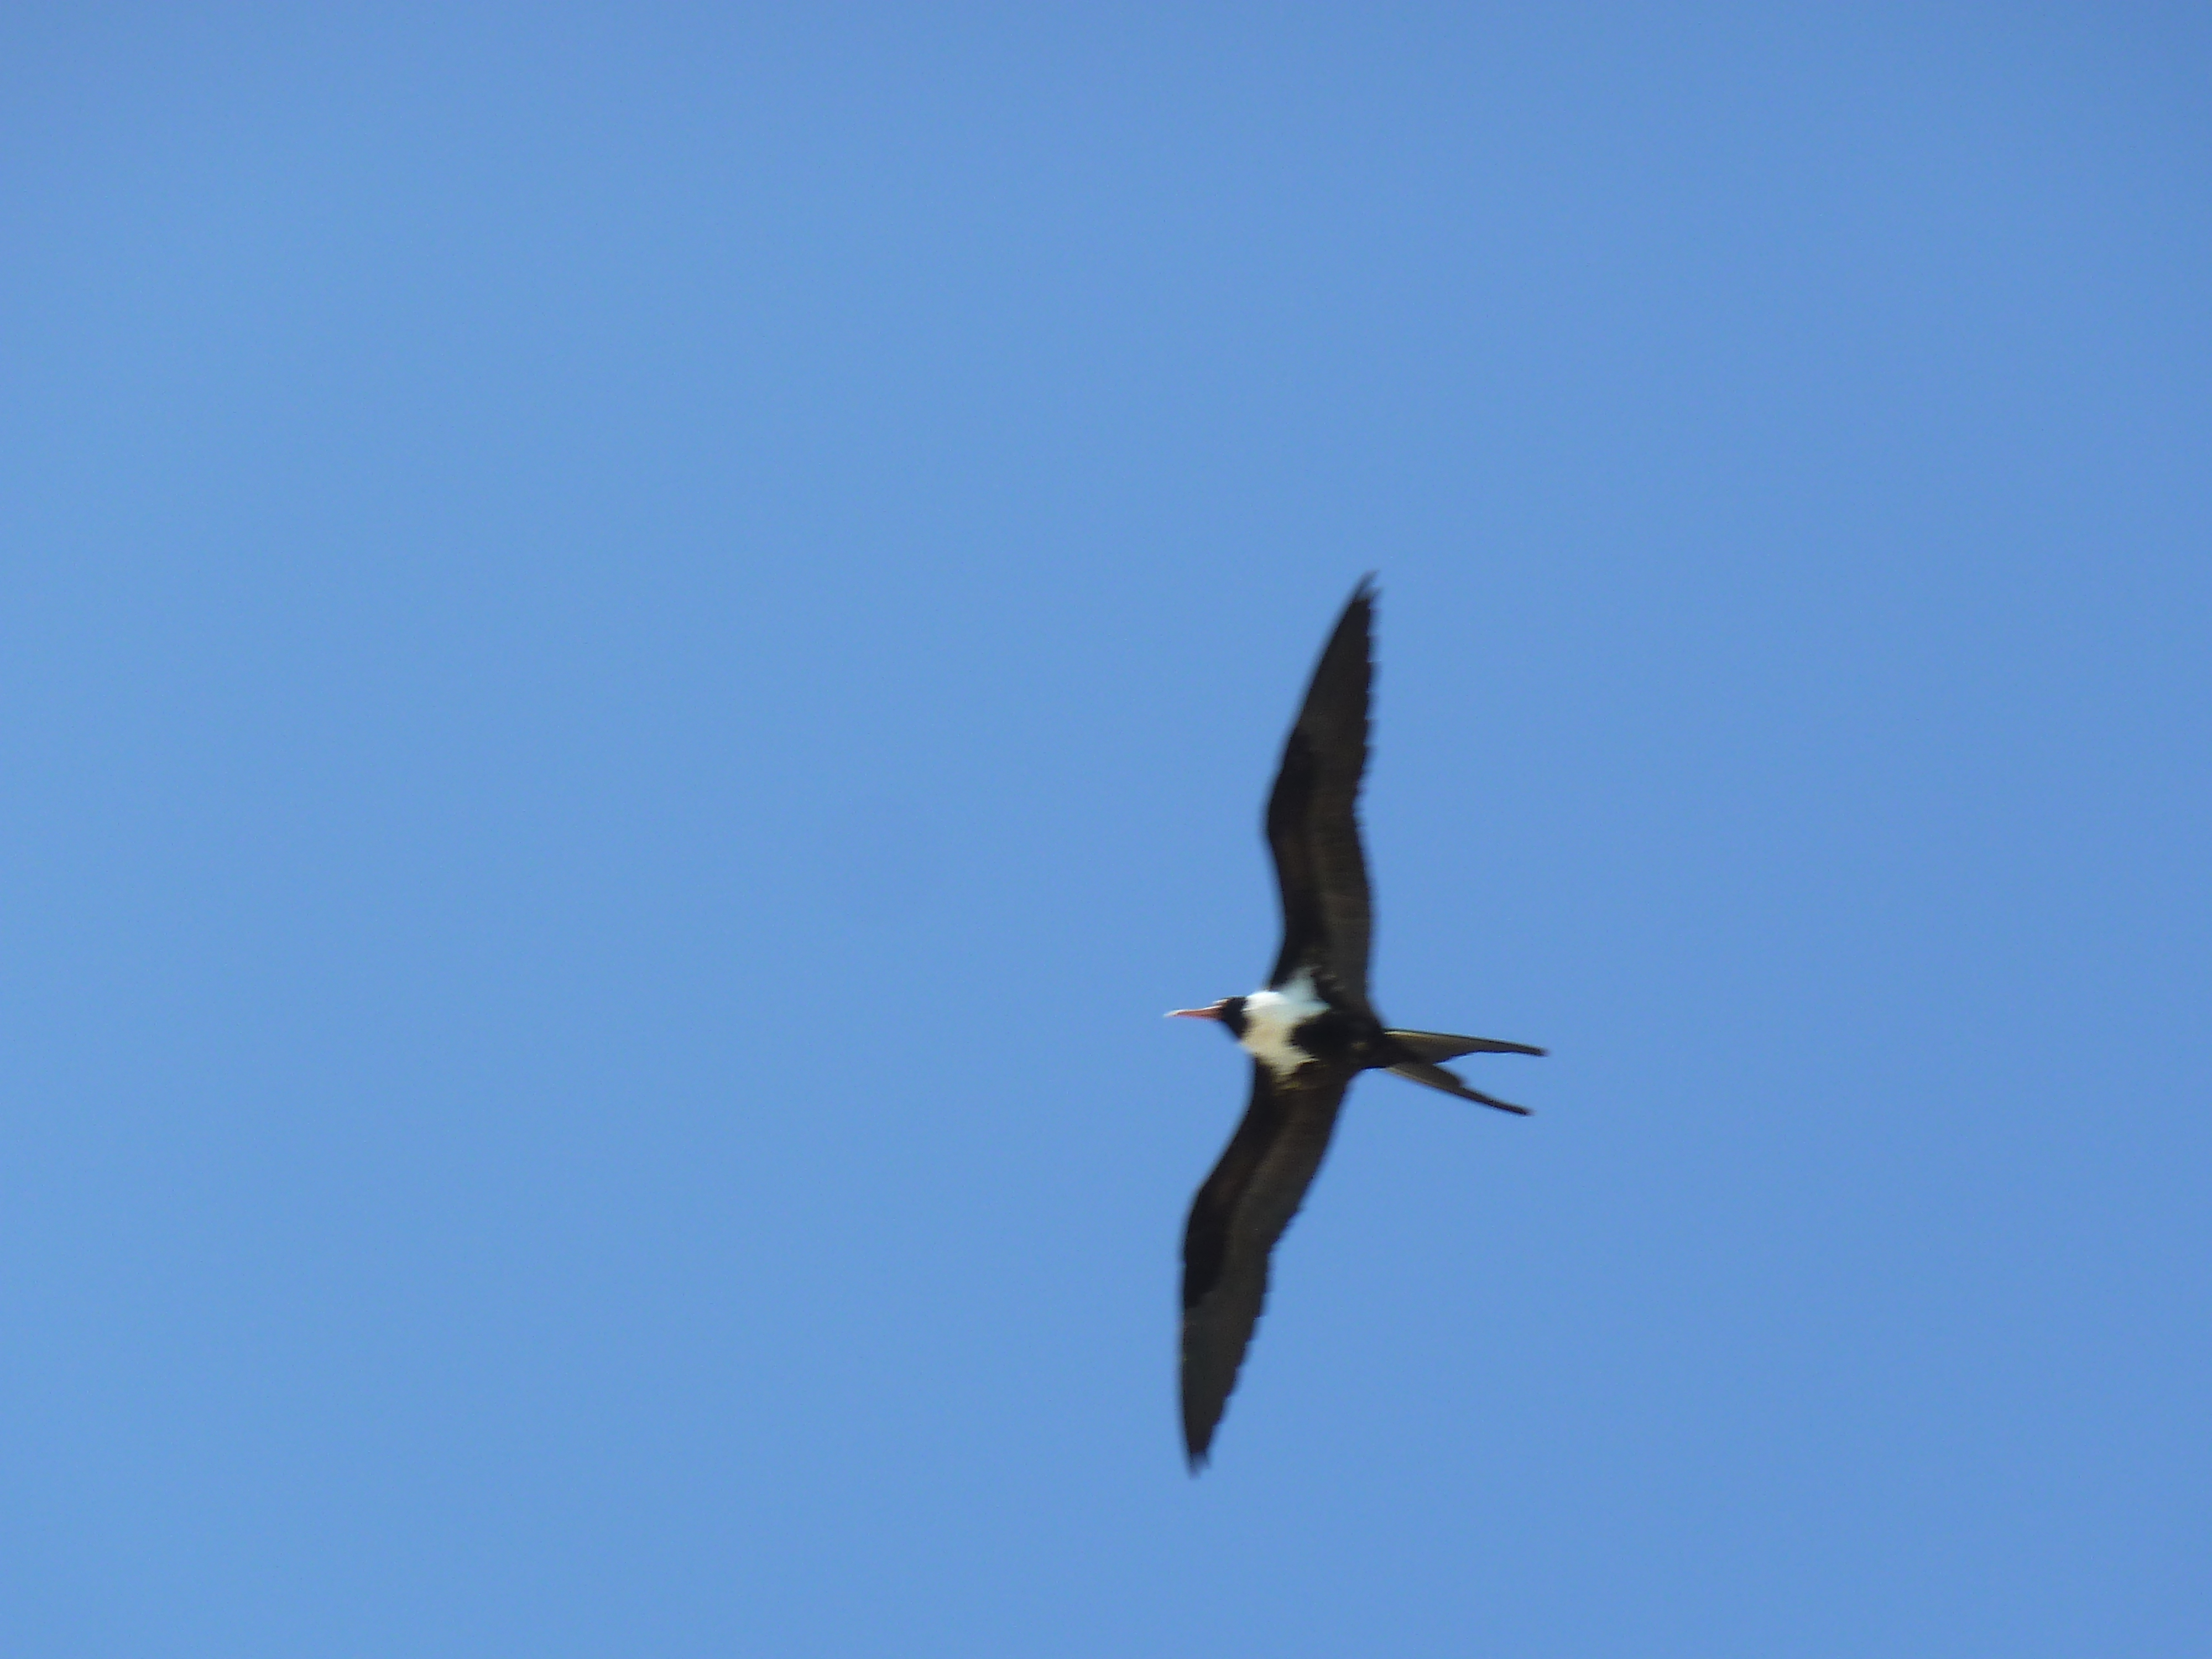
[4,5,2207,1654]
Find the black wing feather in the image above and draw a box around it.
[1179,1061,1354,1468]
[1266,578,1376,1011]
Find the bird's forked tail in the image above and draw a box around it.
[1380,1029,1544,1116]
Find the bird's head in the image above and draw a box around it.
[1167,997,1249,1037]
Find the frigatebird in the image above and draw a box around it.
[1169,578,1543,1469]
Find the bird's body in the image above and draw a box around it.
[1228,973,1328,1078]
[1170,578,1543,1469]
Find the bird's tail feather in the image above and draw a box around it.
[1384,1061,1533,1115]
[1384,1028,1547,1061]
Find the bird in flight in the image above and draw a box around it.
[1168,577,1543,1469]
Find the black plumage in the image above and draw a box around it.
[1172,579,1543,1468]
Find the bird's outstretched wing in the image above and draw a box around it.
[1180,1060,1354,1468]
[1266,578,1375,1011]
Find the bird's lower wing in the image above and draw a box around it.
[1180,1061,1353,1468]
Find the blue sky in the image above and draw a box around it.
[3,4,2208,1653]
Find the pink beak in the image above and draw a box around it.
[1167,1002,1226,1020]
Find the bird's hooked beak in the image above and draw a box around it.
[1167,1001,1228,1020]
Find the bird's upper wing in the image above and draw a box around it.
[1180,1060,1353,1468]
[1265,578,1375,1011]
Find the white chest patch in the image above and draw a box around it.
[1237,971,1328,1078]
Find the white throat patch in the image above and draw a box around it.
[1237,971,1327,1078]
